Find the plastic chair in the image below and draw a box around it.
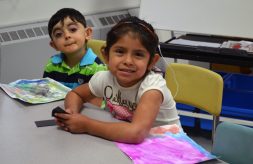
[165,63,223,140]
[212,122,253,164]
[87,39,106,63]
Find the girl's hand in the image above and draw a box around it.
[55,113,89,133]
[65,108,74,114]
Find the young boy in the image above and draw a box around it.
[43,8,106,89]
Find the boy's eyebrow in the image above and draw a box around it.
[63,20,79,28]
[52,21,79,34]
[52,27,61,34]
[67,21,78,26]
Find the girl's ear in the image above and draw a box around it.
[100,46,109,65]
[50,40,58,51]
[85,27,93,40]
[148,53,160,70]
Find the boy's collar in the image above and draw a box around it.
[51,54,63,64]
[51,48,97,66]
[80,48,97,66]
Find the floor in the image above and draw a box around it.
[183,127,213,152]
[183,126,232,164]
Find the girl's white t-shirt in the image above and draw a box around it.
[89,71,180,126]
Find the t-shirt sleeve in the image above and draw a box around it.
[139,73,178,124]
[138,73,173,105]
[139,73,167,96]
[88,71,107,97]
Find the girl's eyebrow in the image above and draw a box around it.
[134,49,146,53]
[113,45,124,48]
[113,44,147,52]
[111,44,126,50]
[133,49,149,56]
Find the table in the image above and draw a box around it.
[0,90,131,164]
[0,89,227,164]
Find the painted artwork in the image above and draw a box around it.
[116,125,216,164]
[0,78,71,104]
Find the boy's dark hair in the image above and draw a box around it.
[48,8,87,39]
[104,16,159,59]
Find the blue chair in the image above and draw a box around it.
[212,122,253,164]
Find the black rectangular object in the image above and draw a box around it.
[35,119,56,127]
[160,34,253,67]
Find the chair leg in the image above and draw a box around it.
[212,116,220,144]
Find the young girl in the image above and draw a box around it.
[55,16,181,143]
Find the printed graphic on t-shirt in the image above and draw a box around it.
[106,99,133,121]
[104,85,136,121]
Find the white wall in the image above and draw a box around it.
[140,0,253,38]
[0,0,140,27]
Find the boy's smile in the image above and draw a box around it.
[107,33,152,87]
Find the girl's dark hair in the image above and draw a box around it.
[48,8,87,39]
[104,16,159,60]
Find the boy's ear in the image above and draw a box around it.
[85,27,93,40]
[148,53,160,70]
[50,41,58,51]
[100,46,109,64]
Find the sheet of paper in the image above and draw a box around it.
[170,38,221,48]
[116,125,216,164]
[0,78,71,104]
[221,40,253,52]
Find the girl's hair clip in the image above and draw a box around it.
[112,21,157,39]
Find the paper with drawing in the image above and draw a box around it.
[0,78,71,104]
[117,124,216,164]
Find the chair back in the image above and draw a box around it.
[165,63,223,138]
[212,122,253,164]
[87,39,106,63]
